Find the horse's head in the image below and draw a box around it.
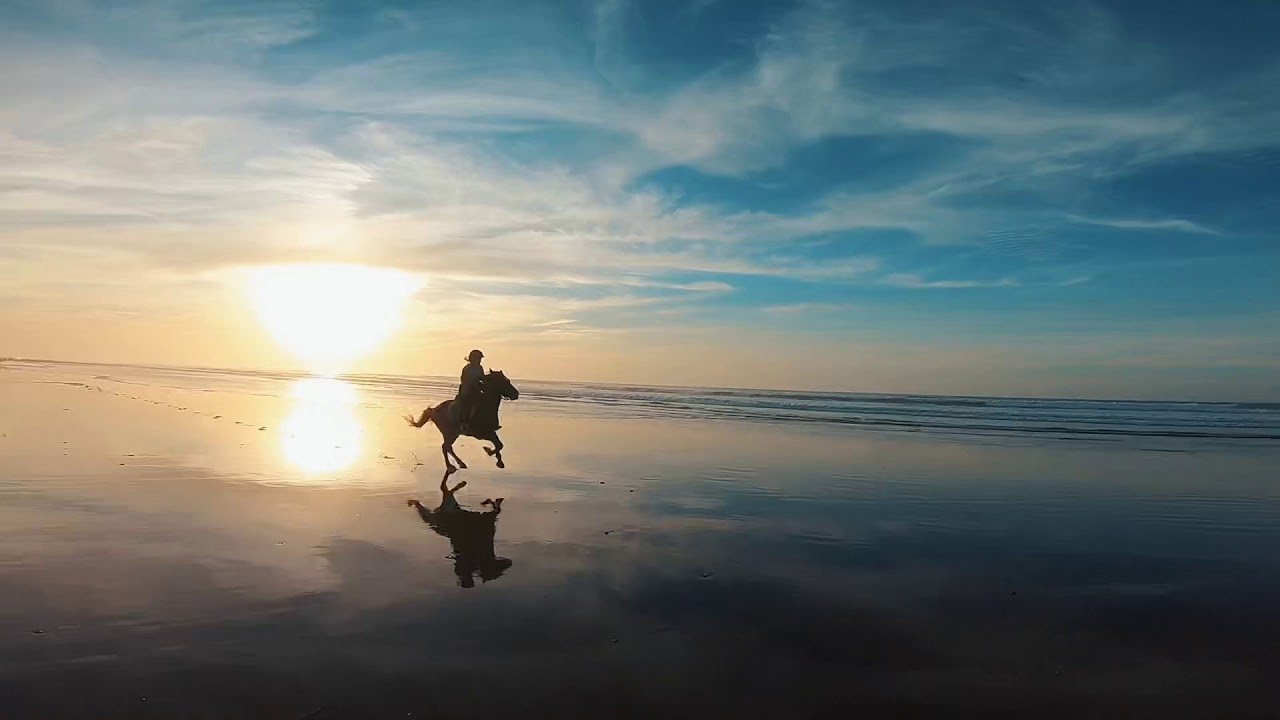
[485,370,519,400]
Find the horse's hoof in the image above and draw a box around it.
[496,460,505,469]
[457,463,468,470]
[483,447,495,457]
[445,465,457,475]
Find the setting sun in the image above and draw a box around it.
[243,263,423,372]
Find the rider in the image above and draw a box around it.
[453,349,486,428]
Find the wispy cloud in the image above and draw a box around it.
[763,302,859,316]
[1,0,1277,395]
[884,274,1019,289]
[1067,215,1220,235]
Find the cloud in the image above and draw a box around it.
[623,1,860,175]
[763,302,858,316]
[884,274,1019,289]
[1067,215,1220,235]
[613,0,1253,181]
[2,0,1267,271]
[35,0,319,54]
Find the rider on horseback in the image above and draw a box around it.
[406,350,517,474]
[452,349,486,429]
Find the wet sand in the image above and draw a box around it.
[2,362,1280,718]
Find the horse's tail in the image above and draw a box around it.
[405,405,436,428]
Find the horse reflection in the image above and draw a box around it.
[407,473,512,588]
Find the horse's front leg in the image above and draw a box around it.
[482,433,505,469]
[441,441,457,475]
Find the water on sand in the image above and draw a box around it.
[2,360,1279,718]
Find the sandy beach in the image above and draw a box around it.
[1,359,1278,717]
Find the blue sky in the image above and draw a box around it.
[1,0,1278,399]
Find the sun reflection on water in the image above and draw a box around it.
[281,377,363,474]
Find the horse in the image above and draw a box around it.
[404,370,519,475]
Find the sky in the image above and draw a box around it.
[1,0,1278,400]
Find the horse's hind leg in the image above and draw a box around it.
[449,444,468,470]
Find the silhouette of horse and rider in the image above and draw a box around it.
[405,349,519,475]
[407,472,512,588]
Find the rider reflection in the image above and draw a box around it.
[408,473,513,588]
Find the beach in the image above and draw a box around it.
[3,359,1280,718]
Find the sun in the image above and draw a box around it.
[244,263,423,372]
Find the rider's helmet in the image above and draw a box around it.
[467,349,484,363]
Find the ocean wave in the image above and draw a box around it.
[1234,402,1280,411]
[14,360,1280,443]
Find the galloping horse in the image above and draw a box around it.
[404,370,519,474]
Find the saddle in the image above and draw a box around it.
[455,401,500,434]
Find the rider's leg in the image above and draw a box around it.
[456,391,477,428]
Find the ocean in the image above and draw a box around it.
[12,358,1280,442]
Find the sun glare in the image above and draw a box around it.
[245,263,423,372]
[281,378,363,475]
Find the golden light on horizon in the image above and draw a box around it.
[281,377,363,475]
[244,263,423,372]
